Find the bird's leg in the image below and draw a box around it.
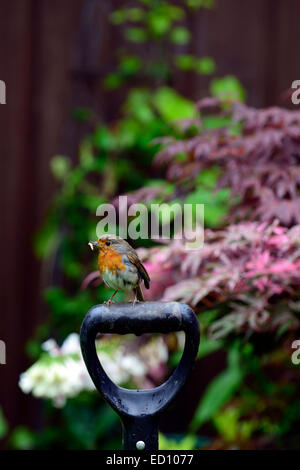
[132,288,140,306]
[104,289,118,305]
[132,292,137,305]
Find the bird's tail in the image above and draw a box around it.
[135,285,145,302]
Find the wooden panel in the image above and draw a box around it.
[0,0,85,432]
[277,0,300,107]
[0,0,37,432]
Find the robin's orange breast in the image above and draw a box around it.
[98,246,126,275]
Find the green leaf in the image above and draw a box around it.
[93,126,115,152]
[119,55,142,76]
[50,155,71,180]
[81,194,105,211]
[63,259,82,279]
[166,5,186,21]
[159,433,198,450]
[191,365,243,429]
[185,186,230,228]
[118,119,140,147]
[123,89,155,123]
[79,139,94,168]
[195,166,220,188]
[125,27,147,43]
[110,7,144,24]
[63,400,119,449]
[148,12,171,36]
[175,54,216,74]
[34,219,59,259]
[197,337,223,359]
[110,9,127,25]
[10,426,34,449]
[103,73,123,90]
[213,407,240,442]
[195,57,216,75]
[210,75,247,103]
[227,342,241,369]
[174,54,196,71]
[126,8,144,22]
[187,0,215,8]
[202,114,232,130]
[153,87,195,121]
[170,27,191,45]
[72,107,91,122]
[0,408,8,439]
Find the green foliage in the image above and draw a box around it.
[10,396,121,450]
[9,427,35,450]
[197,336,223,359]
[187,0,215,8]
[192,368,243,428]
[110,8,145,25]
[125,27,148,43]
[72,107,92,122]
[103,73,123,90]
[191,344,244,429]
[210,75,247,103]
[119,55,143,76]
[170,26,191,45]
[159,433,198,450]
[174,54,195,71]
[153,87,196,121]
[213,407,256,443]
[185,182,230,228]
[195,57,216,75]
[169,334,223,368]
[44,287,95,336]
[106,0,217,90]
[0,408,8,440]
[50,155,71,181]
[61,399,121,450]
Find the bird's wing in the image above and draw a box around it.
[127,250,150,289]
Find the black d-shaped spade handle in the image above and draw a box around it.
[80,301,200,450]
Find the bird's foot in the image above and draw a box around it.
[104,299,115,306]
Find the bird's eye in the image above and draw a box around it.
[105,241,111,246]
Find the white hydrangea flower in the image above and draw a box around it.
[19,333,94,407]
[120,354,147,377]
[140,337,169,369]
[42,339,60,356]
[100,352,129,384]
[19,332,170,407]
[61,333,81,355]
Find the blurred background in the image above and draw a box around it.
[1,0,300,450]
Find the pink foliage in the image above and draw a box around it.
[155,101,300,226]
[140,221,300,338]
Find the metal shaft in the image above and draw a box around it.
[122,415,159,451]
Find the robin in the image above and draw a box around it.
[88,234,150,305]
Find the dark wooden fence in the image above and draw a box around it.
[0,0,299,435]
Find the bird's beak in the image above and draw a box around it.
[88,241,98,251]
